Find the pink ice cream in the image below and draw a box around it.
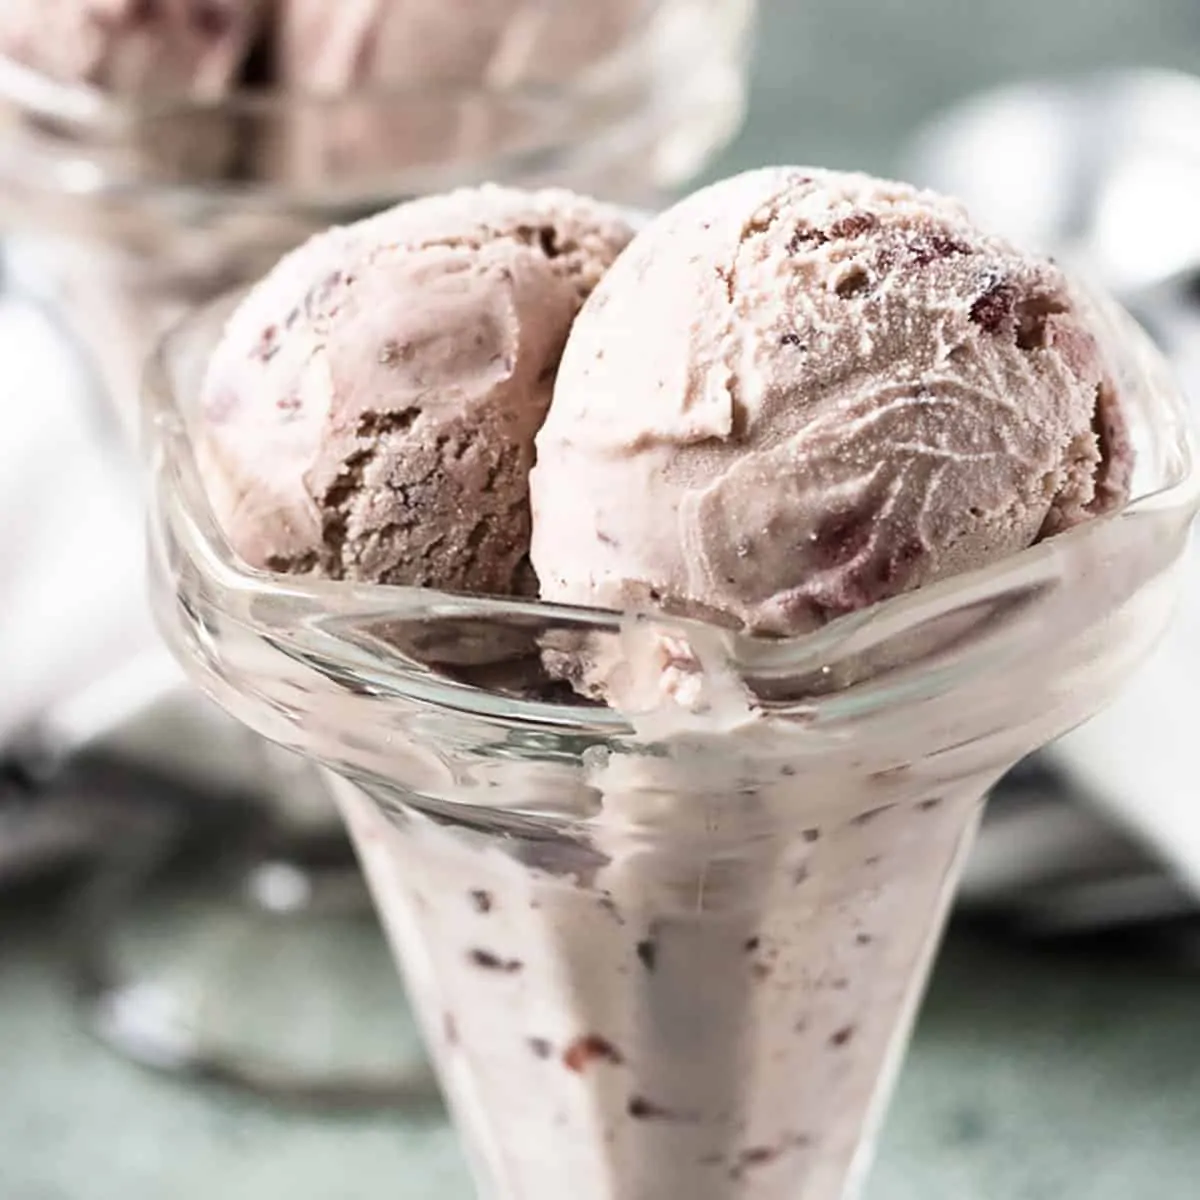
[0,1,658,191]
[276,0,649,91]
[0,0,264,96]
[530,167,1133,635]
[271,0,651,185]
[0,0,648,103]
[198,185,635,596]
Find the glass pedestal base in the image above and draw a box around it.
[66,802,439,1112]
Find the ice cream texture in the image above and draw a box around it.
[269,0,650,184]
[275,0,649,91]
[198,166,1134,622]
[530,167,1133,634]
[198,185,635,596]
[0,1,265,96]
[0,0,647,97]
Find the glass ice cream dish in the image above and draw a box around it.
[144,177,1199,1196]
[0,0,756,1102]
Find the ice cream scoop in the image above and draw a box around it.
[0,0,648,101]
[275,0,648,91]
[198,185,635,597]
[0,0,265,96]
[270,0,651,186]
[530,167,1134,635]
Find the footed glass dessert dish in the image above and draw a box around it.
[146,286,1197,1196]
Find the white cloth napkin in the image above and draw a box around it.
[0,288,270,801]
[0,293,150,747]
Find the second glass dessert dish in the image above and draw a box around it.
[147,268,1198,1196]
[0,0,757,437]
[0,0,758,1103]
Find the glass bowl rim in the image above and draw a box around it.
[145,275,1200,733]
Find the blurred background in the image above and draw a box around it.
[3,1,1200,1197]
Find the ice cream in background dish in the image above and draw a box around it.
[0,0,653,185]
[271,0,652,185]
[197,185,635,596]
[0,0,649,103]
[0,0,265,96]
[276,0,649,90]
[531,166,1133,636]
